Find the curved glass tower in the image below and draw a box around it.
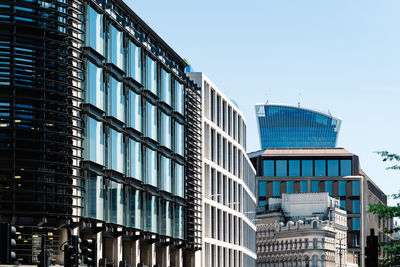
[256,103,341,149]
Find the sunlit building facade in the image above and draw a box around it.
[255,103,341,149]
[187,72,257,267]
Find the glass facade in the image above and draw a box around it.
[256,104,341,149]
[86,61,104,110]
[108,77,125,122]
[109,24,124,70]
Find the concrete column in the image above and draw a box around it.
[132,240,140,267]
[176,248,183,267]
[164,246,170,267]
[96,232,103,267]
[151,243,156,267]
[115,236,123,265]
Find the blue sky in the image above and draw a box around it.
[127,0,400,202]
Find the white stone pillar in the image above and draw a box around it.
[96,232,103,267]
[133,240,140,266]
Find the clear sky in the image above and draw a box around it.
[127,0,400,203]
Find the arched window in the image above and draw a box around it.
[312,255,318,267]
[312,221,318,229]
[320,255,325,267]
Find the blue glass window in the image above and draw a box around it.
[286,181,294,194]
[108,77,125,122]
[352,181,360,196]
[128,41,141,83]
[258,181,267,197]
[145,147,157,187]
[325,181,333,196]
[327,160,339,176]
[263,160,274,176]
[86,172,104,220]
[340,160,352,176]
[300,181,308,193]
[160,156,171,193]
[109,25,124,70]
[160,112,171,149]
[315,160,326,177]
[339,181,347,196]
[353,200,360,214]
[272,181,280,197]
[108,180,124,225]
[86,61,104,110]
[311,181,319,193]
[276,160,287,176]
[130,189,142,229]
[86,6,104,55]
[128,89,141,132]
[340,200,346,210]
[161,69,171,105]
[259,200,266,207]
[174,121,184,156]
[86,117,104,165]
[174,163,184,198]
[175,204,184,239]
[145,102,157,141]
[146,194,158,233]
[146,56,157,95]
[352,217,360,231]
[289,160,300,177]
[128,138,141,180]
[108,128,124,173]
[174,80,184,115]
[302,160,313,176]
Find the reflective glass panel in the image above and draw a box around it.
[86,172,104,220]
[340,160,352,176]
[161,68,171,105]
[128,89,141,132]
[272,181,280,197]
[130,189,142,229]
[259,200,266,207]
[145,102,157,141]
[128,138,141,180]
[87,61,104,110]
[315,160,326,176]
[128,41,141,83]
[174,122,184,156]
[146,56,157,95]
[160,112,171,149]
[87,117,104,165]
[339,181,347,196]
[327,160,339,176]
[86,6,103,55]
[108,128,124,173]
[340,200,346,210]
[263,160,274,176]
[258,181,267,197]
[108,77,125,122]
[108,180,124,225]
[302,160,313,176]
[174,163,184,198]
[174,80,184,115]
[109,25,124,70]
[174,204,184,239]
[352,217,360,231]
[352,180,360,196]
[276,160,287,176]
[300,181,308,193]
[145,147,157,187]
[146,194,158,233]
[325,181,333,196]
[352,200,360,214]
[286,181,294,194]
[160,155,171,193]
[289,160,300,177]
[311,181,319,193]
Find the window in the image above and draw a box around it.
[313,238,317,248]
[145,147,157,187]
[174,80,184,115]
[145,102,157,141]
[109,25,124,70]
[128,138,141,180]
[340,200,346,210]
[146,194,158,233]
[128,41,141,83]
[160,69,171,105]
[130,188,142,229]
[289,160,300,176]
[128,89,141,132]
[286,181,294,194]
[86,172,104,220]
[258,181,267,197]
[160,112,171,149]
[327,160,339,176]
[302,160,313,176]
[108,128,124,173]
[340,159,352,176]
[263,160,274,176]
[325,181,333,196]
[311,181,319,193]
[86,6,104,55]
[145,56,157,94]
[160,156,171,193]
[339,181,347,196]
[108,180,124,225]
[175,204,184,239]
[108,76,124,122]
[174,163,184,198]
[315,160,326,176]
[174,121,184,156]
[300,181,308,193]
[86,117,104,165]
[353,217,360,231]
[353,200,360,214]
[272,181,280,197]
[276,160,287,176]
[86,61,104,110]
[259,200,266,207]
[352,180,360,196]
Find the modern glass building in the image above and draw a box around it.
[249,148,392,267]
[255,103,342,149]
[187,72,257,267]
[0,0,201,266]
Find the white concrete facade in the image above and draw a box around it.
[187,72,257,267]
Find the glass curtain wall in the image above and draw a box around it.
[86,6,104,55]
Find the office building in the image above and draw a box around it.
[0,0,202,266]
[187,72,257,267]
[255,103,341,149]
[249,148,392,266]
[257,193,358,267]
